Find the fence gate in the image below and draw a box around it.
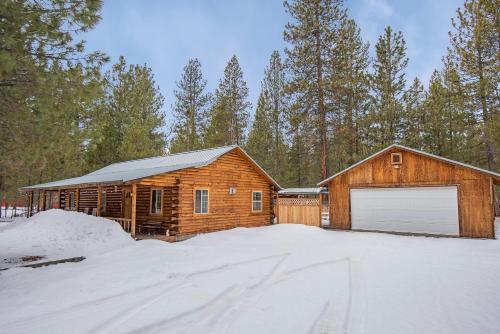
[277,197,321,226]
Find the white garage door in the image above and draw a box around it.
[350,186,459,236]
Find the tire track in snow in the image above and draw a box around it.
[119,254,291,334]
[1,254,289,333]
[308,302,337,334]
[90,253,291,334]
[186,257,356,334]
[207,257,356,334]
[195,253,291,334]
[342,258,366,334]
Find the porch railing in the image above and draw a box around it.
[103,217,132,233]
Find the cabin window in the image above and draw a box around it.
[252,191,262,212]
[68,192,76,210]
[194,189,209,214]
[391,153,402,165]
[100,190,106,212]
[150,188,163,215]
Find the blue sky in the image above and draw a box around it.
[84,0,463,124]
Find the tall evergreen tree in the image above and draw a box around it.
[439,54,475,162]
[205,55,250,146]
[421,71,453,155]
[368,26,409,148]
[261,51,289,182]
[245,94,273,172]
[329,18,370,170]
[170,59,210,153]
[449,0,499,169]
[86,56,165,168]
[0,0,106,206]
[401,77,426,149]
[284,0,347,180]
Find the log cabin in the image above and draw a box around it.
[318,144,500,238]
[21,145,280,240]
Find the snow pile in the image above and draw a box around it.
[0,209,133,262]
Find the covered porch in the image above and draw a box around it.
[24,182,180,238]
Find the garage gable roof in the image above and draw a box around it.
[318,144,500,186]
[22,145,281,190]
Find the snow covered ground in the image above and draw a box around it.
[1,211,500,334]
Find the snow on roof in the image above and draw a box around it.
[22,145,280,190]
[318,144,500,186]
[278,187,326,195]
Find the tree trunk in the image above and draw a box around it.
[314,14,328,180]
[477,48,496,170]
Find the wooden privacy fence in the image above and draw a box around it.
[277,198,321,226]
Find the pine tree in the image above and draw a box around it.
[329,18,370,170]
[439,54,475,162]
[369,26,409,148]
[285,103,316,187]
[419,58,475,162]
[203,97,230,147]
[284,0,347,180]
[205,55,251,146]
[0,0,106,203]
[421,71,451,155]
[245,94,273,172]
[401,77,426,149]
[449,0,499,169]
[170,59,211,153]
[86,56,165,168]
[261,51,289,182]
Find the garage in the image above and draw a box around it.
[350,186,459,236]
[319,144,500,238]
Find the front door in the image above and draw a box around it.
[123,190,132,219]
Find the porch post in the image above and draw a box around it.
[131,184,137,237]
[58,189,62,209]
[96,186,102,217]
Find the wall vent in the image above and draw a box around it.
[391,153,402,166]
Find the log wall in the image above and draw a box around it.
[326,147,497,238]
[138,149,275,235]
[100,186,124,218]
[78,187,97,213]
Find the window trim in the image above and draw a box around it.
[100,190,106,213]
[68,191,76,210]
[194,188,209,215]
[391,152,402,165]
[252,191,263,213]
[149,188,163,215]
